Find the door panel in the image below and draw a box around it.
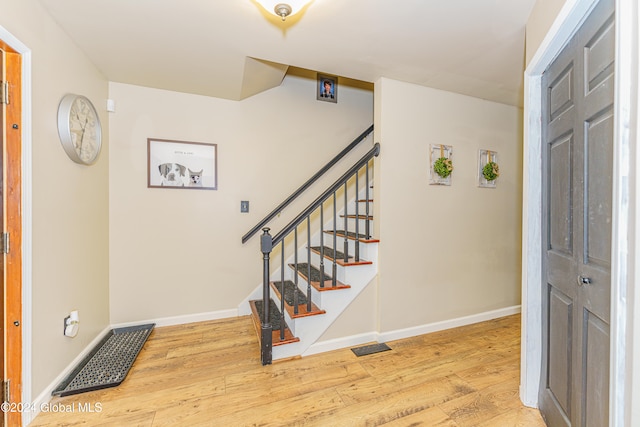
[584,17,615,93]
[585,108,613,269]
[548,285,573,416]
[549,65,574,122]
[582,310,609,427]
[549,134,573,254]
[540,0,614,426]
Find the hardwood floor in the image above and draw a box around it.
[29,314,546,426]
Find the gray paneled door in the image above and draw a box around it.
[539,0,615,426]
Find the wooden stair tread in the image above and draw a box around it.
[288,263,350,291]
[323,230,380,243]
[309,246,372,266]
[271,281,326,318]
[341,214,373,220]
[249,300,299,346]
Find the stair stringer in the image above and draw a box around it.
[272,243,378,361]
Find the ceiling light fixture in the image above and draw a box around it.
[254,1,311,21]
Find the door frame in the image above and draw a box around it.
[0,26,31,427]
[521,0,638,426]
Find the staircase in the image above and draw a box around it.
[249,197,378,362]
[239,127,379,364]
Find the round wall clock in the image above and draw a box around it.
[57,94,102,165]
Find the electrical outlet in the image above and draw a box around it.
[241,201,250,213]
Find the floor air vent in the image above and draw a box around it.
[351,342,392,357]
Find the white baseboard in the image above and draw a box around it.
[110,308,239,329]
[27,308,238,425]
[304,332,379,356]
[378,305,522,343]
[306,305,521,357]
[27,325,112,425]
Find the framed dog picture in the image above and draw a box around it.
[317,74,337,103]
[147,138,218,190]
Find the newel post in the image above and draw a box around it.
[260,227,273,365]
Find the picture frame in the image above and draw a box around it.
[147,138,218,190]
[317,74,338,103]
[429,144,453,186]
[478,149,499,188]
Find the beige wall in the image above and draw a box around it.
[108,73,374,323]
[526,0,569,65]
[2,0,527,406]
[1,0,110,399]
[374,78,523,332]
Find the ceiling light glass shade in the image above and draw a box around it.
[254,0,311,20]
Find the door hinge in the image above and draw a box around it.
[3,380,9,403]
[0,81,9,105]
[1,232,9,254]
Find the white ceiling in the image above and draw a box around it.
[37,0,537,107]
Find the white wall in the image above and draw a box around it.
[526,0,569,65]
[374,78,523,332]
[108,72,374,323]
[0,0,110,402]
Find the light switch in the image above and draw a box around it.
[241,201,249,213]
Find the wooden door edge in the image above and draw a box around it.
[5,50,22,427]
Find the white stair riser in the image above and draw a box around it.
[271,263,376,360]
[270,252,377,340]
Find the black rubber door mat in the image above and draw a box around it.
[52,323,155,397]
[351,343,392,357]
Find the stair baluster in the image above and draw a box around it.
[319,205,325,291]
[294,229,299,315]
[332,192,337,288]
[343,182,349,263]
[306,217,312,312]
[366,162,371,240]
[280,240,285,340]
[355,171,360,262]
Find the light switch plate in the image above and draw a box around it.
[240,201,249,213]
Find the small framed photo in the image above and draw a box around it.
[478,149,499,188]
[148,138,218,190]
[317,74,337,103]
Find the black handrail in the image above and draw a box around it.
[271,143,380,245]
[242,125,374,244]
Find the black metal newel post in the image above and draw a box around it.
[260,228,273,365]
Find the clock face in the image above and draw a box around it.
[58,94,102,165]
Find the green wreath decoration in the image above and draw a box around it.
[433,157,453,178]
[482,161,500,181]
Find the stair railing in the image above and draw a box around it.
[242,124,373,244]
[258,142,380,365]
